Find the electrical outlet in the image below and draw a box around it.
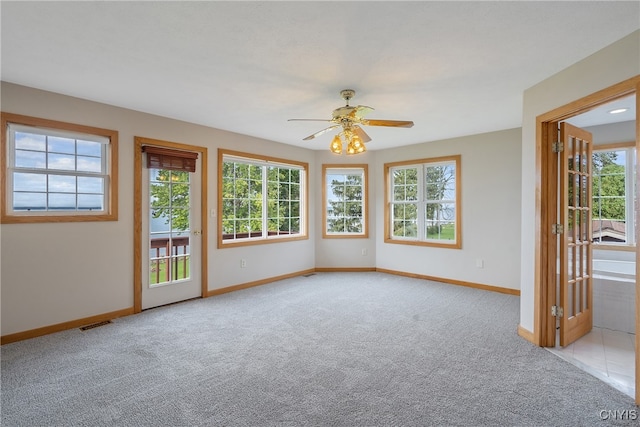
[240,259,247,268]
[362,248,368,256]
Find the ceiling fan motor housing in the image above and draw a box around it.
[340,89,356,104]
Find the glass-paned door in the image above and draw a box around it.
[142,155,201,309]
[559,122,593,346]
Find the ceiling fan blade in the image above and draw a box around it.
[302,124,341,141]
[351,105,374,118]
[353,125,372,143]
[365,119,414,128]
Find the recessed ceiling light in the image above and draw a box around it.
[609,108,628,114]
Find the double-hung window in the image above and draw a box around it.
[1,113,118,223]
[385,155,461,248]
[323,164,368,238]
[219,149,308,246]
[591,143,636,246]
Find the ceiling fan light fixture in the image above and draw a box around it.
[289,89,413,154]
[330,135,343,154]
[346,136,366,155]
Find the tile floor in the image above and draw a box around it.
[547,327,635,398]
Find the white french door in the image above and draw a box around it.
[141,154,202,309]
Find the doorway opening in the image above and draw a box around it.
[134,136,208,312]
[536,76,639,403]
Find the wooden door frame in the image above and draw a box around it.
[133,136,208,313]
[534,75,639,404]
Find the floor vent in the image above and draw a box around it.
[79,320,112,331]
[303,273,316,277]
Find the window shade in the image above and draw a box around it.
[143,146,198,172]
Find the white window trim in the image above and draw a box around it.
[385,155,461,249]
[323,164,368,238]
[1,112,118,223]
[592,145,636,247]
[7,123,110,216]
[218,149,308,247]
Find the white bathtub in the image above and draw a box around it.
[592,259,635,280]
[592,259,636,334]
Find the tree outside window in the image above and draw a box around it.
[386,155,461,248]
[591,147,635,245]
[219,150,307,246]
[323,165,368,237]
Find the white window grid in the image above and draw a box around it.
[6,123,109,215]
[325,167,366,235]
[592,147,636,246]
[390,160,457,243]
[222,155,305,243]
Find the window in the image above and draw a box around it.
[591,143,636,246]
[323,164,368,238]
[1,113,118,223]
[218,149,308,246]
[385,155,461,248]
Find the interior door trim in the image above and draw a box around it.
[533,75,639,404]
[133,136,208,313]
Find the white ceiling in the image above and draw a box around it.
[1,1,638,151]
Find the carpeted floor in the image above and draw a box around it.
[1,272,637,426]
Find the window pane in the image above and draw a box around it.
[6,119,113,218]
[77,140,102,156]
[48,193,76,209]
[171,183,190,207]
[426,221,455,241]
[15,150,46,169]
[249,179,261,199]
[171,171,189,183]
[222,156,305,243]
[48,136,75,154]
[13,192,46,210]
[249,200,262,219]
[222,219,235,236]
[291,183,300,199]
[77,155,102,173]
[151,209,171,233]
[279,200,290,217]
[222,199,235,218]
[14,172,46,192]
[49,174,76,193]
[15,131,46,151]
[78,194,104,210]
[171,208,190,232]
[150,168,167,182]
[592,148,631,243]
[291,217,300,233]
[393,204,405,220]
[235,179,248,199]
[291,201,300,217]
[78,176,104,194]
[48,153,75,171]
[388,158,459,246]
[236,163,249,179]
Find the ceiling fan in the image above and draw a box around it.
[288,89,414,154]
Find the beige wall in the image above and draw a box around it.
[519,30,640,332]
[1,82,524,338]
[373,129,522,290]
[0,83,317,336]
[6,29,636,337]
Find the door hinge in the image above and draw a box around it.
[552,223,563,234]
[552,141,564,153]
[552,305,564,318]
